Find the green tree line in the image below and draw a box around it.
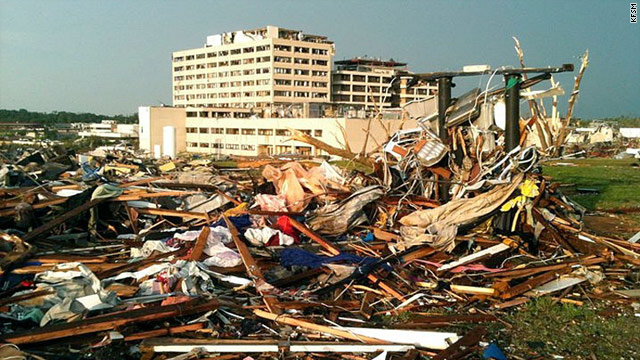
[0,109,137,124]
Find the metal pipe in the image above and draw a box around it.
[437,77,452,143]
[505,74,521,151]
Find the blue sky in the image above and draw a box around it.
[0,0,638,118]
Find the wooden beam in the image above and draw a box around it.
[23,197,106,242]
[254,309,389,345]
[0,298,219,345]
[223,215,280,314]
[287,216,405,301]
[189,226,210,261]
[124,323,205,342]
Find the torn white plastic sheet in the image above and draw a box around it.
[244,227,295,247]
[107,263,171,282]
[131,240,178,258]
[319,160,346,184]
[337,327,459,350]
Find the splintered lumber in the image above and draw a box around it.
[287,216,405,301]
[140,338,413,353]
[553,50,589,156]
[0,298,219,345]
[134,208,210,220]
[0,197,68,217]
[23,197,106,242]
[189,226,210,261]
[500,270,566,300]
[223,215,280,314]
[431,326,485,360]
[287,128,371,165]
[254,309,389,345]
[124,323,205,341]
[437,243,511,272]
[111,191,197,202]
[0,289,55,307]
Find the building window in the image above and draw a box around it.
[196,53,205,59]
[274,56,291,63]
[256,45,270,52]
[241,144,256,150]
[186,111,198,118]
[276,129,291,136]
[199,128,209,134]
[173,56,184,62]
[274,44,291,52]
[212,128,224,134]
[274,90,291,97]
[274,68,292,75]
[226,128,239,135]
[200,142,210,148]
[294,58,310,65]
[186,127,197,133]
[312,59,328,66]
[314,130,323,137]
[230,49,241,55]
[187,142,198,147]
[293,69,309,76]
[312,48,328,55]
[294,46,310,53]
[174,66,184,72]
[241,129,256,135]
[274,79,292,86]
[258,129,273,135]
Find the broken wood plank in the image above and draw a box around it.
[124,323,205,341]
[0,298,219,345]
[23,197,106,242]
[223,215,280,314]
[254,309,389,345]
[287,216,405,301]
[189,226,210,261]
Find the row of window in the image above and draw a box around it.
[173,69,329,82]
[175,46,271,62]
[175,91,328,101]
[174,79,328,91]
[273,91,327,99]
[187,142,256,150]
[174,79,271,91]
[186,127,322,137]
[174,45,329,63]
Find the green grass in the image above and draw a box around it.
[490,297,640,359]
[330,159,373,173]
[211,160,238,168]
[542,158,640,211]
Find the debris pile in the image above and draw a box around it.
[1,68,638,360]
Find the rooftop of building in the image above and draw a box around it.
[204,25,333,48]
[335,57,408,69]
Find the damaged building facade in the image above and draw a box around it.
[141,25,432,158]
